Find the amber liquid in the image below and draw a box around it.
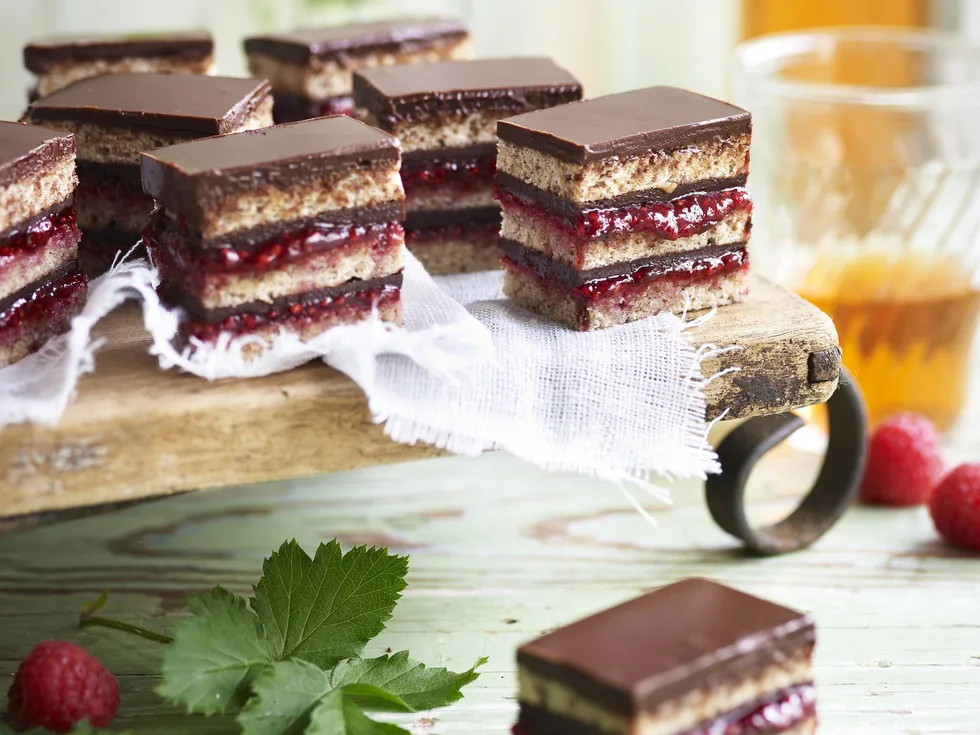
[798,255,980,431]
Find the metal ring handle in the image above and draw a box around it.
[705,368,867,555]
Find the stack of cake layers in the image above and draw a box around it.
[496,86,753,330]
[244,18,471,123]
[0,122,86,368]
[24,73,273,276]
[140,115,406,350]
[354,58,582,274]
[23,31,214,101]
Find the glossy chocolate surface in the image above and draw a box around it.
[353,58,582,128]
[24,30,213,72]
[140,116,401,229]
[516,578,814,714]
[497,86,751,164]
[26,73,270,135]
[244,17,468,65]
[0,121,74,189]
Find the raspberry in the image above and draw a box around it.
[930,464,980,550]
[859,413,945,506]
[6,641,120,733]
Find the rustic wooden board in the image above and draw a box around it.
[0,276,839,522]
[0,451,975,734]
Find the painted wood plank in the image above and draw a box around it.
[0,450,976,734]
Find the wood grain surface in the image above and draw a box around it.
[0,276,839,522]
[0,449,976,734]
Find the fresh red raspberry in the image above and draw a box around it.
[859,413,945,506]
[6,641,120,733]
[930,464,980,550]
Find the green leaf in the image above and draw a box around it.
[308,692,410,735]
[237,659,419,735]
[237,659,331,735]
[251,540,408,668]
[332,652,488,711]
[335,685,412,713]
[157,586,273,715]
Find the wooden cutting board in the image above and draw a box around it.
[0,276,839,525]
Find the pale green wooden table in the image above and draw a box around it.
[1,447,979,734]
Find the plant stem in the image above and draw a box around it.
[79,592,173,644]
[79,615,174,644]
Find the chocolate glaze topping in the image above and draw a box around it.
[0,121,74,189]
[26,74,271,135]
[24,30,213,72]
[244,18,468,66]
[140,116,401,228]
[163,272,403,324]
[353,58,582,129]
[497,86,751,164]
[496,172,749,216]
[502,241,747,287]
[516,578,814,714]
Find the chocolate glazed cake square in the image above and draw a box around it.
[23,30,214,101]
[24,73,273,277]
[515,579,817,735]
[140,115,406,353]
[354,58,582,275]
[244,18,471,124]
[0,122,87,368]
[496,86,753,330]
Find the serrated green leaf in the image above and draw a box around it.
[335,685,412,714]
[332,652,488,711]
[237,660,413,735]
[308,692,409,735]
[251,540,408,668]
[157,586,273,715]
[237,659,331,735]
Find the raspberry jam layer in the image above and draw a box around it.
[183,283,400,342]
[688,684,816,735]
[502,241,749,304]
[145,218,403,275]
[0,270,88,336]
[402,155,497,197]
[0,207,80,270]
[575,248,748,302]
[497,186,752,241]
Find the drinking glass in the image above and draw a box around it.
[733,28,980,431]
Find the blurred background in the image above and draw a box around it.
[3,0,980,445]
[3,0,976,118]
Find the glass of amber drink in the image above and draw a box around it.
[733,28,980,432]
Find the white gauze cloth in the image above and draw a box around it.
[0,256,158,428]
[136,251,729,496]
